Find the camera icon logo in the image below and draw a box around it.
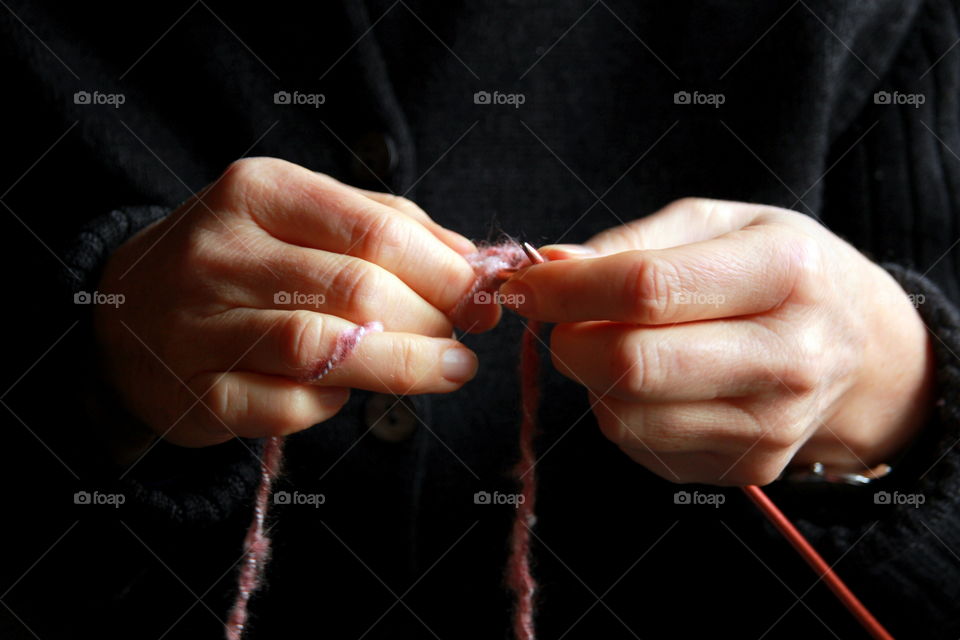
[274,291,292,304]
[673,91,691,105]
[474,91,491,105]
[673,491,691,504]
[874,91,891,105]
[473,291,492,304]
[874,491,891,504]
[74,491,91,504]
[74,291,92,304]
[474,491,492,504]
[74,91,91,105]
[274,91,292,105]
[274,491,291,505]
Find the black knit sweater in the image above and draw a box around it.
[2,1,960,638]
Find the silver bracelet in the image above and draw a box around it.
[783,461,893,486]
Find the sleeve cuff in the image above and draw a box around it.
[53,205,262,530]
[759,263,960,636]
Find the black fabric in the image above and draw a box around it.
[2,1,960,638]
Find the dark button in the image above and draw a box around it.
[349,131,397,186]
[364,393,418,443]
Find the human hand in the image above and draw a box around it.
[500,198,935,485]
[94,158,488,449]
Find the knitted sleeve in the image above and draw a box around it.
[764,266,960,637]
[58,205,263,530]
[761,2,960,636]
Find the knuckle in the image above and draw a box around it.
[177,226,222,283]
[355,209,409,260]
[382,193,422,216]
[666,197,727,223]
[668,196,705,211]
[389,338,423,390]
[754,320,823,395]
[218,158,261,196]
[781,328,826,394]
[630,257,680,322]
[203,375,244,428]
[693,198,729,227]
[332,260,382,320]
[277,310,324,373]
[756,412,806,452]
[270,389,317,433]
[779,227,824,300]
[212,157,282,211]
[615,335,663,398]
[722,401,766,446]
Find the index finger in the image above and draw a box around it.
[499,224,814,324]
[217,158,477,317]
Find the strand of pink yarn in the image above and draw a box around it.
[507,319,542,640]
[224,320,382,640]
[225,242,535,640]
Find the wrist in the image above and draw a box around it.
[806,264,935,469]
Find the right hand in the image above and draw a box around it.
[94,157,488,449]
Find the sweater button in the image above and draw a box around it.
[349,131,397,187]
[364,393,417,442]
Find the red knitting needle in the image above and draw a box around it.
[741,485,893,639]
[522,241,892,639]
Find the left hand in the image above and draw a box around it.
[500,198,935,485]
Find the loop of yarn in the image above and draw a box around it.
[225,242,540,640]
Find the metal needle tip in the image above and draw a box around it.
[522,241,546,264]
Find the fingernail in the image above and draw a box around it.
[539,244,597,258]
[499,280,534,313]
[442,347,478,383]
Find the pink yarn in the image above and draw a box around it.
[225,321,383,640]
[224,435,284,640]
[507,319,542,640]
[225,243,539,640]
[303,320,384,382]
[449,243,532,326]
[226,240,892,640]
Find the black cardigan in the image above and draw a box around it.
[2,1,960,638]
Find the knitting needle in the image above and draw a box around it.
[497,242,548,280]
[521,241,546,265]
[511,239,892,638]
[741,485,893,639]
